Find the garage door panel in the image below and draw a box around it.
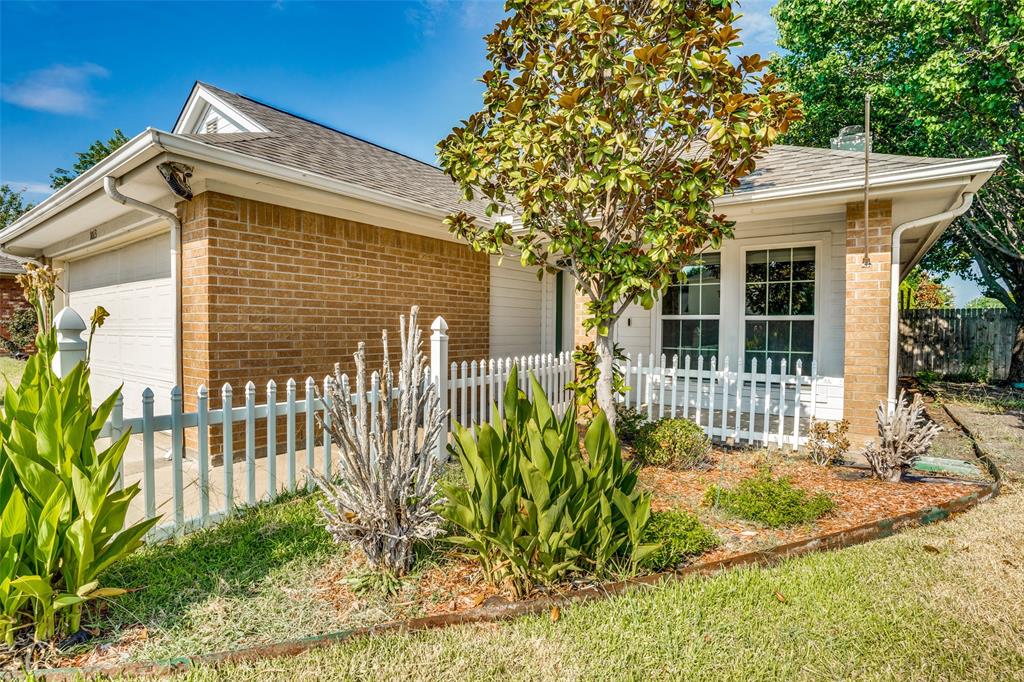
[68,235,173,418]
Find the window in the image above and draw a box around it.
[744,247,815,372]
[661,253,720,365]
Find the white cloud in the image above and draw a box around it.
[1,63,109,115]
[2,180,52,200]
[406,0,448,37]
[734,0,781,55]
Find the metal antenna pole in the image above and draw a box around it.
[862,92,872,267]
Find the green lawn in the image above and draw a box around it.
[0,356,25,400]
[100,485,1023,681]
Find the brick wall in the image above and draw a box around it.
[843,199,894,442]
[0,274,29,356]
[179,191,490,457]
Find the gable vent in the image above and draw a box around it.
[205,117,219,134]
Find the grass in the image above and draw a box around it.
[0,356,25,401]
[112,486,1024,681]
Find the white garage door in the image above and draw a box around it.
[68,234,174,417]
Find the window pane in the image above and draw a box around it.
[701,319,720,350]
[792,247,815,280]
[767,320,790,352]
[790,352,812,373]
[792,281,815,315]
[662,319,680,350]
[680,348,700,365]
[662,285,680,315]
[745,320,767,352]
[791,320,814,353]
[701,284,720,315]
[745,351,766,373]
[680,285,700,315]
[768,249,792,281]
[701,253,721,283]
[680,320,700,348]
[746,250,767,283]
[746,284,766,315]
[768,283,790,315]
[767,351,789,372]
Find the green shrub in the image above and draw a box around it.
[633,417,711,469]
[0,265,158,644]
[640,509,719,570]
[615,405,649,445]
[0,306,37,359]
[440,366,655,597]
[704,471,835,528]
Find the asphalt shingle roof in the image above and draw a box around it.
[186,83,492,219]
[0,254,23,274]
[186,84,964,215]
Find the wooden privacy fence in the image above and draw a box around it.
[619,353,835,451]
[899,308,1016,380]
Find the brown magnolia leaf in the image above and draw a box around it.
[923,545,941,554]
[550,605,561,622]
[471,593,487,607]
[774,591,786,603]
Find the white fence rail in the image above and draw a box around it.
[48,305,837,542]
[619,353,837,450]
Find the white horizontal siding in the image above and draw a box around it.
[489,256,545,358]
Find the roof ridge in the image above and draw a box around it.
[199,82,447,173]
[772,143,960,163]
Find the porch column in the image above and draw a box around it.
[843,199,894,444]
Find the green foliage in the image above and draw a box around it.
[965,296,1006,310]
[50,129,129,190]
[0,266,157,644]
[614,405,649,446]
[0,306,37,359]
[899,267,953,309]
[0,184,33,230]
[640,509,719,571]
[633,418,711,469]
[438,0,800,415]
[705,470,835,528]
[565,342,627,410]
[916,369,941,387]
[773,0,1024,373]
[439,366,655,597]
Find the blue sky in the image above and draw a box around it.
[0,0,981,302]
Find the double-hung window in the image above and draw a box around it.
[744,247,815,372]
[661,253,720,366]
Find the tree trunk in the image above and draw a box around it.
[1008,318,1024,384]
[594,326,617,431]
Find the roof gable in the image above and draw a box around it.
[173,83,270,136]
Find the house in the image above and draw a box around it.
[0,82,1003,441]
[0,254,27,356]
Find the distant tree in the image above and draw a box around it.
[898,267,953,309]
[773,0,1024,379]
[0,184,33,230]
[439,0,801,425]
[965,296,1006,309]
[50,129,129,189]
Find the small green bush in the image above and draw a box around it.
[633,417,711,469]
[640,509,719,570]
[615,405,649,445]
[704,471,835,528]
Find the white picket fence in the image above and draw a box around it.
[47,306,836,541]
[618,353,834,450]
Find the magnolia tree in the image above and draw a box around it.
[438,0,801,426]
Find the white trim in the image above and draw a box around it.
[172,84,269,135]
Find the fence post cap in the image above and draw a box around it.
[431,316,448,334]
[53,306,87,334]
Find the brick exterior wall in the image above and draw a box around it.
[0,273,29,357]
[179,191,490,457]
[843,199,894,442]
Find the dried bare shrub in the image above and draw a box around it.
[864,390,941,482]
[313,306,445,575]
[807,418,850,466]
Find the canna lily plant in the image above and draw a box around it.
[0,264,158,645]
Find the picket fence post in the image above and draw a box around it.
[430,316,449,460]
[52,306,87,379]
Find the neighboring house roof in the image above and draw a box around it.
[0,254,23,274]
[177,82,493,219]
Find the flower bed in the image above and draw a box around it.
[16,435,992,676]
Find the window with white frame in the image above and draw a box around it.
[744,247,815,372]
[661,253,720,366]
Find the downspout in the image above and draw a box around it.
[102,176,183,393]
[887,191,975,408]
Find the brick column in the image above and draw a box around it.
[573,290,592,348]
[843,199,894,443]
